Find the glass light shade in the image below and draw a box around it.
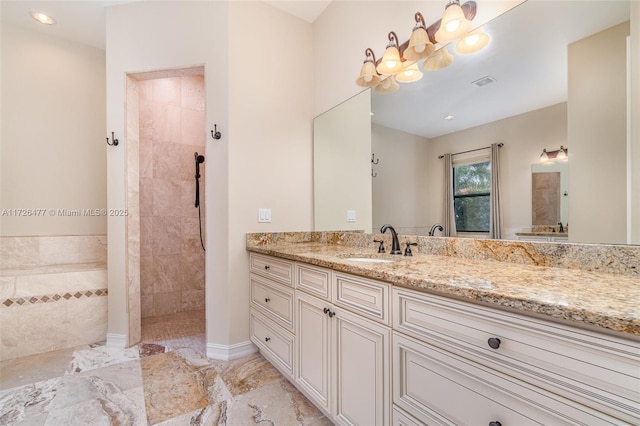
[376,45,403,75]
[540,149,549,163]
[395,63,423,83]
[435,1,472,43]
[356,60,381,87]
[423,47,454,71]
[556,146,567,161]
[375,76,399,94]
[404,27,435,61]
[455,29,491,55]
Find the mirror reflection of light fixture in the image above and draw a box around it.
[540,149,549,163]
[455,28,490,55]
[356,48,381,88]
[556,145,568,161]
[404,12,436,61]
[396,63,423,83]
[423,47,454,71]
[375,76,400,94]
[435,0,472,43]
[376,32,404,76]
[539,146,569,163]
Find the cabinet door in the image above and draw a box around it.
[333,307,390,426]
[295,291,332,415]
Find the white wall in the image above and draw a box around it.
[426,103,567,240]
[227,1,314,345]
[314,90,371,232]
[372,123,429,235]
[106,1,314,352]
[630,2,640,244]
[105,1,228,346]
[568,22,629,244]
[0,24,106,236]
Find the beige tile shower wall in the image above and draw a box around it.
[0,235,107,360]
[139,76,206,318]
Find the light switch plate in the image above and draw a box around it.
[346,210,356,222]
[258,208,271,223]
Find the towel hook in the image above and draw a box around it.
[210,124,221,140]
[106,132,119,146]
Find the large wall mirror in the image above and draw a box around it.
[314,0,638,245]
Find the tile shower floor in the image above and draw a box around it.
[0,310,332,425]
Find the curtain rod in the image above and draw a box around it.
[438,143,503,159]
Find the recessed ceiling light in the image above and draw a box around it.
[444,114,455,121]
[30,11,56,25]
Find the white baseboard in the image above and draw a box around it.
[106,333,127,349]
[206,340,257,360]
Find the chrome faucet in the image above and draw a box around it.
[429,223,443,236]
[558,222,565,233]
[380,224,402,255]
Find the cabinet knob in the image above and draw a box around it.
[328,311,335,318]
[323,307,330,314]
[265,297,270,303]
[488,337,501,349]
[489,422,502,426]
[264,265,270,270]
[265,337,271,342]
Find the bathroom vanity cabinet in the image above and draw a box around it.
[249,252,640,426]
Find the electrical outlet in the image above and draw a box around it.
[258,208,271,223]
[347,210,356,222]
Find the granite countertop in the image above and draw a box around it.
[247,241,640,338]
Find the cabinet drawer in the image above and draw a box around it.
[250,253,294,286]
[296,264,330,300]
[250,273,294,332]
[250,309,295,379]
[334,272,390,325]
[393,332,622,425]
[394,288,640,424]
[392,406,423,426]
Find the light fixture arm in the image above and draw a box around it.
[387,31,399,48]
[364,48,377,63]
[414,12,426,28]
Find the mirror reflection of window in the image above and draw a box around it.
[453,160,491,232]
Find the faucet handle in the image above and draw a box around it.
[404,242,417,256]
[373,239,385,253]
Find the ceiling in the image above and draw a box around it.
[0,0,331,50]
[370,0,631,138]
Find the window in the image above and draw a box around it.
[453,160,491,232]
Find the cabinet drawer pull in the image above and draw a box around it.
[265,337,271,342]
[488,337,501,349]
[264,265,270,270]
[489,422,502,426]
[323,307,330,314]
[328,310,335,318]
[265,297,270,303]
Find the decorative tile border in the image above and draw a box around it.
[1,288,108,308]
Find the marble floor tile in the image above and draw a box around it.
[0,310,331,426]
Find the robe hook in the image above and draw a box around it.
[106,132,119,146]
[210,124,221,140]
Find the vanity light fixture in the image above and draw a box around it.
[434,0,472,43]
[556,145,568,161]
[540,149,549,163]
[455,28,490,55]
[356,1,478,91]
[396,63,423,83]
[356,48,381,87]
[30,10,56,25]
[404,12,435,61]
[376,32,404,76]
[539,146,568,163]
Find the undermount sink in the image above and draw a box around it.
[344,257,393,263]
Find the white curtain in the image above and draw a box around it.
[489,143,502,239]
[443,153,457,237]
